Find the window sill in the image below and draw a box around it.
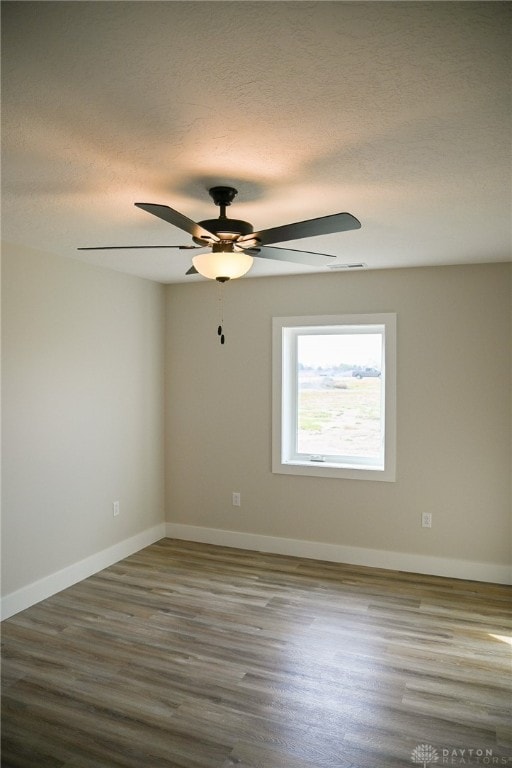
[273,459,395,482]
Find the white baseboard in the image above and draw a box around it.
[165,523,512,585]
[1,523,166,621]
[3,521,508,621]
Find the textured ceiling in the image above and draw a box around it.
[2,1,511,283]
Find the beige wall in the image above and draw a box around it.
[165,263,512,570]
[2,252,510,602]
[1,243,166,596]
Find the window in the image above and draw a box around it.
[272,314,396,481]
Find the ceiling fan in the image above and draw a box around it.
[78,186,361,282]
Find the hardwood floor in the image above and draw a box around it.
[1,538,511,768]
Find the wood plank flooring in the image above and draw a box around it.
[1,538,511,768]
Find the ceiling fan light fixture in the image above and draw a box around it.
[192,250,253,282]
[80,187,361,284]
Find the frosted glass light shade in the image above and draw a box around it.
[192,251,253,281]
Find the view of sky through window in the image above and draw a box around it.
[297,333,382,369]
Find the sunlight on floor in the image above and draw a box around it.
[488,633,512,646]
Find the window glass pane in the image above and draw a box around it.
[296,333,383,459]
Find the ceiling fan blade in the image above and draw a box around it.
[240,212,361,247]
[135,203,220,244]
[77,244,202,251]
[186,265,198,275]
[245,245,337,267]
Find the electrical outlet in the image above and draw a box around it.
[113,501,120,517]
[421,512,432,528]
[232,492,241,507]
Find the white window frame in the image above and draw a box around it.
[272,314,396,481]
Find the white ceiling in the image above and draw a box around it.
[2,1,511,284]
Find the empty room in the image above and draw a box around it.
[1,2,511,767]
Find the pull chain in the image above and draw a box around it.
[217,281,225,345]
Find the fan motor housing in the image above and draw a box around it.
[193,218,254,245]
